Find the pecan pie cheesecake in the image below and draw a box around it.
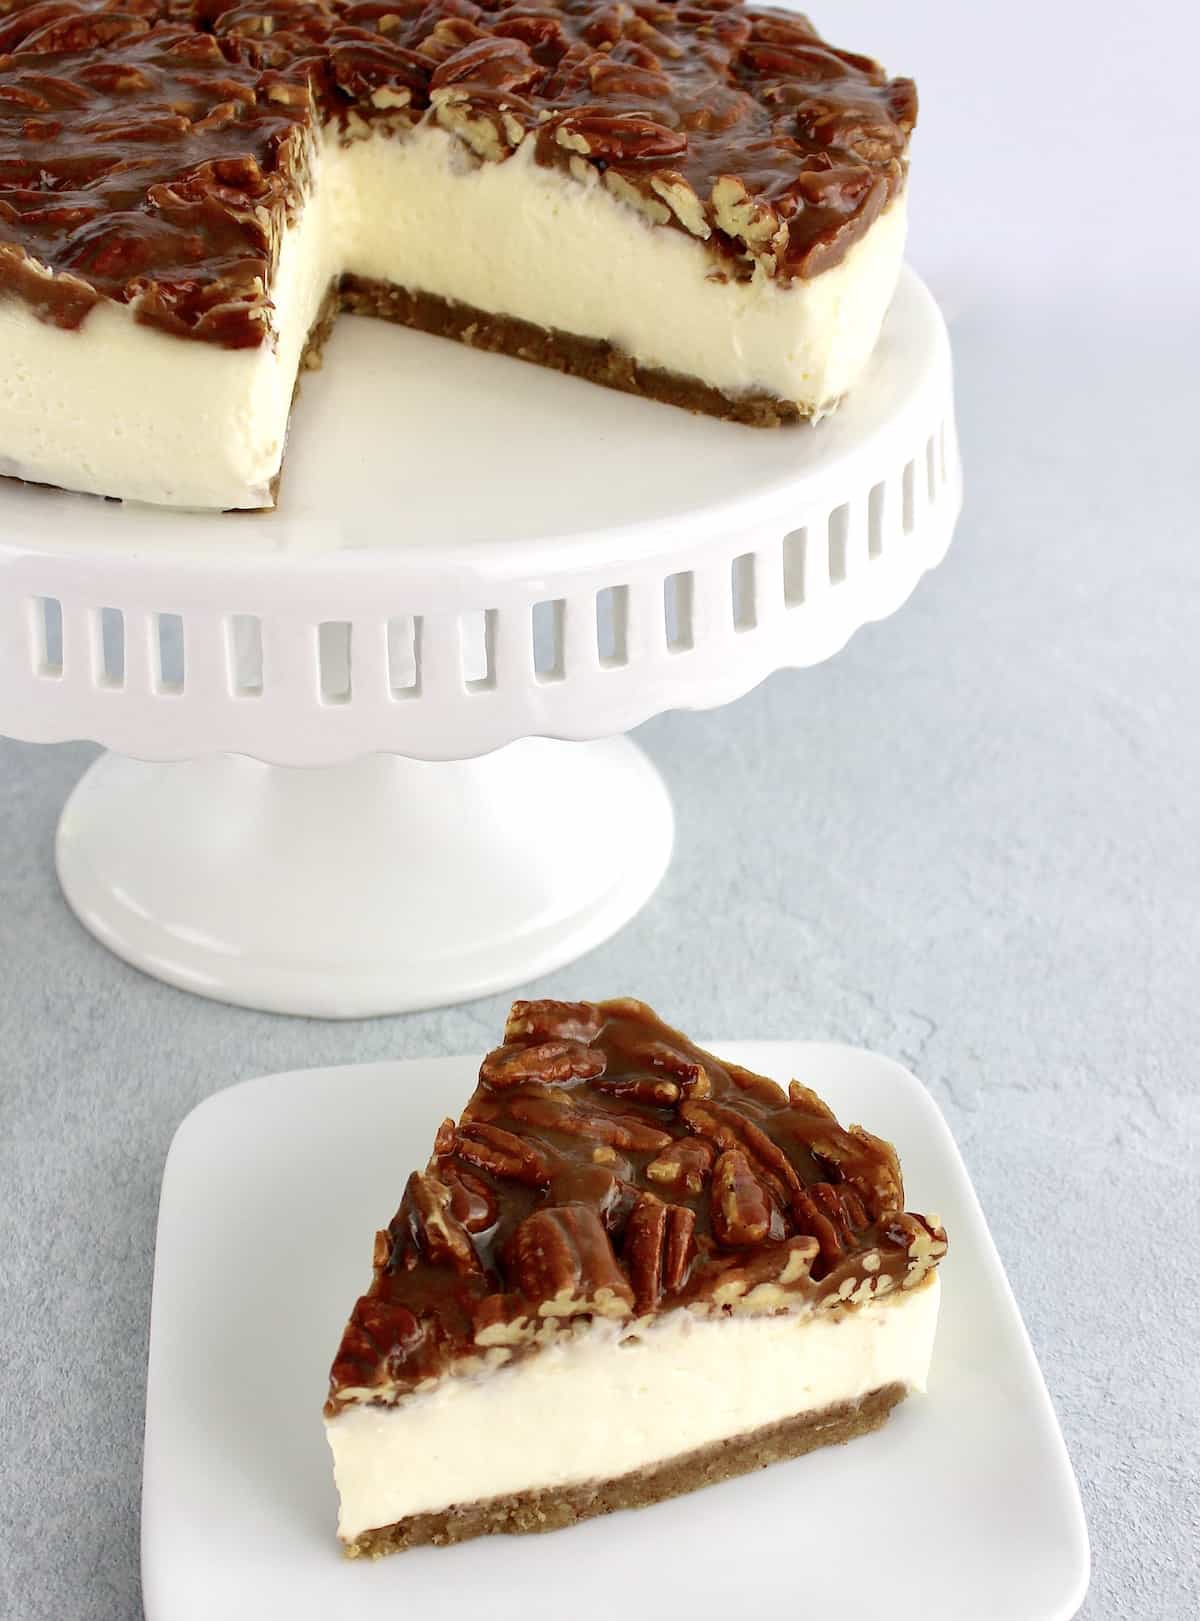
[0,0,915,510]
[325,998,947,1555]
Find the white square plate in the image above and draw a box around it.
[142,1044,1089,1621]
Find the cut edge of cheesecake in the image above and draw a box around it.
[343,1380,910,1557]
[328,1275,940,1552]
[0,124,909,511]
[323,997,947,1555]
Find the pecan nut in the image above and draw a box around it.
[790,1183,866,1268]
[504,999,604,1046]
[554,109,688,164]
[724,1060,788,1106]
[624,1191,696,1312]
[416,15,485,63]
[880,1212,948,1290]
[711,174,788,260]
[587,58,670,99]
[16,12,151,55]
[439,1161,498,1233]
[662,1202,696,1295]
[787,1079,837,1120]
[592,1073,681,1107]
[471,1292,532,1347]
[700,1234,821,1311]
[649,171,711,238]
[479,1039,606,1091]
[506,1094,672,1153]
[732,1113,803,1203]
[629,1039,710,1096]
[0,2,77,56]
[679,1099,741,1152]
[711,1149,772,1248]
[508,1203,634,1318]
[329,1295,426,1392]
[645,1135,713,1194]
[395,1171,483,1274]
[430,35,539,94]
[799,1124,904,1221]
[431,91,506,157]
[456,1121,552,1185]
[846,1124,904,1215]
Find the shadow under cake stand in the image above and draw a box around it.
[0,268,961,1017]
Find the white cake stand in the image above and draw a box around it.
[0,269,961,1017]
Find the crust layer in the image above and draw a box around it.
[337,275,805,428]
[343,1380,905,1558]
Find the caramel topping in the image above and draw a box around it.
[0,0,915,346]
[326,997,947,1411]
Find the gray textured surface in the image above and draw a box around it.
[2,6,1200,1616]
[3,292,1199,1619]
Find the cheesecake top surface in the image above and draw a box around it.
[0,0,915,346]
[327,998,947,1411]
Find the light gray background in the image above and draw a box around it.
[2,4,1198,1617]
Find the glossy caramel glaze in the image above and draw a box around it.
[0,0,915,345]
[327,998,947,1410]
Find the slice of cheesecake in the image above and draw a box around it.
[0,1,916,509]
[325,998,947,1556]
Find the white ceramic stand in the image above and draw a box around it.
[56,739,672,1016]
[0,269,961,1015]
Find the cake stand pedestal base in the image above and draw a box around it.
[55,739,673,1018]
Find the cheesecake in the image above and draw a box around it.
[325,997,947,1555]
[0,0,916,510]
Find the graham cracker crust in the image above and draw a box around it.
[343,1381,905,1559]
[336,275,806,428]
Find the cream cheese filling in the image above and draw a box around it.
[326,1274,940,1542]
[0,124,907,510]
